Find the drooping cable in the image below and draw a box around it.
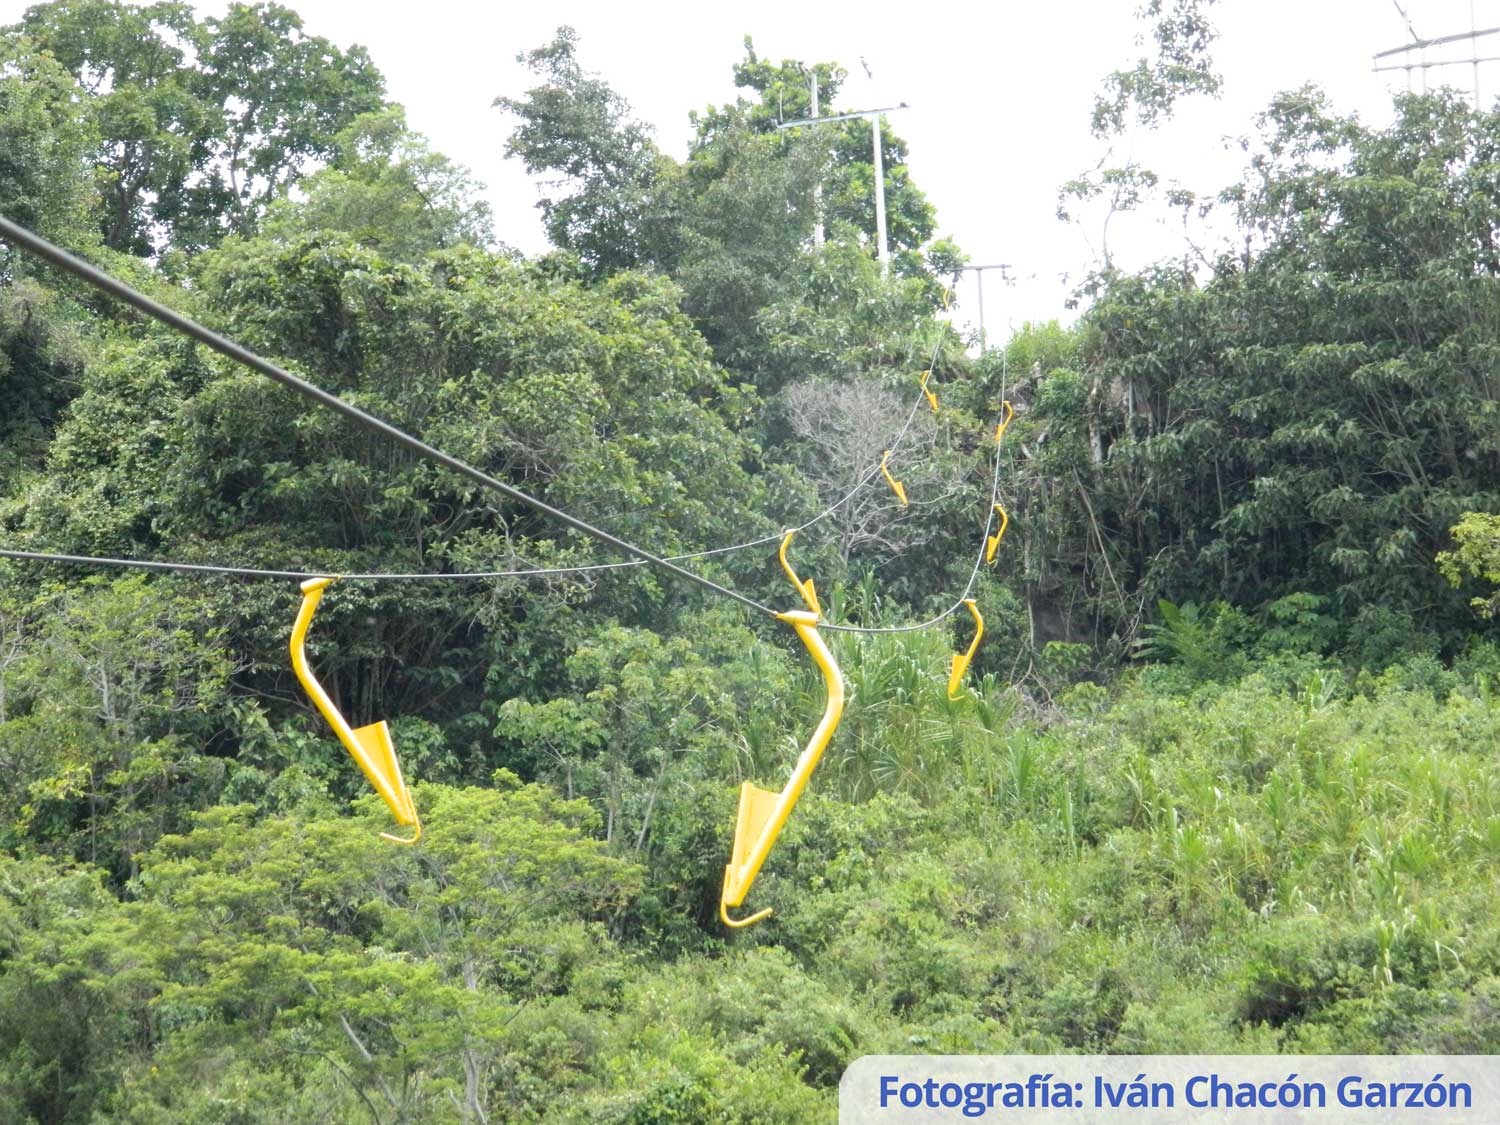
[822,408,1007,635]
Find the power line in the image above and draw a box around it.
[0,214,778,618]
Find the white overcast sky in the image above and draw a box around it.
[9,0,1498,340]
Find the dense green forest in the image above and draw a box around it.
[1,1,1499,1121]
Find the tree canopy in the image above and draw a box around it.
[3,4,1500,1118]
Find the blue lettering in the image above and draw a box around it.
[1186,1075,1209,1108]
[1339,1076,1364,1107]
[962,1082,994,1118]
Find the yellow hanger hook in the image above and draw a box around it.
[986,503,1010,564]
[947,599,985,700]
[994,400,1015,445]
[921,370,939,414]
[290,577,422,845]
[380,822,422,845]
[880,450,909,506]
[778,529,821,615]
[721,901,774,929]
[720,609,844,928]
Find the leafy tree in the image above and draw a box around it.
[14,0,387,255]
[751,239,953,390]
[0,854,125,1124]
[0,574,232,877]
[0,36,99,251]
[0,788,641,1122]
[0,279,90,493]
[496,26,675,277]
[499,29,956,384]
[260,108,495,262]
[693,41,845,137]
[671,123,825,373]
[179,1,387,248]
[1061,0,1223,270]
[1438,512,1500,618]
[692,38,938,271]
[494,611,790,858]
[1024,90,1500,650]
[1091,0,1223,137]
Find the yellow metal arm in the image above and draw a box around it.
[994,400,1015,445]
[720,609,844,928]
[290,577,421,844]
[947,599,984,700]
[778,529,820,615]
[880,450,909,506]
[986,503,1010,564]
[921,370,939,414]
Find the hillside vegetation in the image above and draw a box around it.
[1,2,1498,1121]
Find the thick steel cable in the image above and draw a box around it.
[0,214,779,617]
[0,216,947,587]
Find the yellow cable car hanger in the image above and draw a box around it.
[778,527,821,615]
[986,503,1010,564]
[947,598,984,700]
[721,532,845,928]
[290,577,421,844]
[994,399,1015,446]
[880,450,909,506]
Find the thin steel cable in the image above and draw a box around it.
[0,547,683,582]
[1,402,1000,630]
[0,549,311,580]
[0,314,988,622]
[0,213,777,617]
[822,409,1007,635]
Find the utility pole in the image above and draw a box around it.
[809,71,823,246]
[870,114,887,272]
[958,263,1012,351]
[779,102,909,276]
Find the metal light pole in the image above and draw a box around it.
[958,263,1012,351]
[809,72,823,246]
[779,102,909,276]
[870,115,887,271]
